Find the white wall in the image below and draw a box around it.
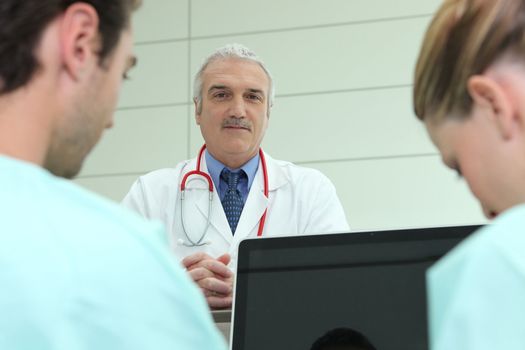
[74,0,487,230]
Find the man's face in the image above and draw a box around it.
[195,58,270,167]
[46,29,135,178]
[425,106,524,219]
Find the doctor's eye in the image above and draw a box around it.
[213,92,230,100]
[245,93,263,102]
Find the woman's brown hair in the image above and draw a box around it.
[414,0,525,123]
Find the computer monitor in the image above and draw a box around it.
[231,225,480,350]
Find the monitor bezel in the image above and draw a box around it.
[230,224,481,349]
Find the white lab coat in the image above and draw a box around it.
[122,152,349,270]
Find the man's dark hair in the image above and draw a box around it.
[0,0,140,94]
[310,327,378,350]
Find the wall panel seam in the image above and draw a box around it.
[117,102,191,111]
[277,84,413,99]
[76,153,440,179]
[135,38,189,46]
[117,84,414,111]
[190,13,433,40]
[294,153,438,166]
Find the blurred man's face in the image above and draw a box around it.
[423,60,525,220]
[45,29,136,178]
[195,58,269,167]
[425,107,523,219]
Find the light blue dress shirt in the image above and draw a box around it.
[0,155,226,350]
[427,204,525,350]
[205,150,260,203]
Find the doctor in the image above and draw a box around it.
[122,44,349,308]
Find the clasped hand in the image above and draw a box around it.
[182,252,233,309]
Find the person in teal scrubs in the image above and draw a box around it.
[0,1,225,349]
[413,0,525,349]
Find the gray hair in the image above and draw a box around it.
[193,43,275,114]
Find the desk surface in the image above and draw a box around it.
[212,309,232,323]
[212,309,232,344]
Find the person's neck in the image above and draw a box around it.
[0,86,55,166]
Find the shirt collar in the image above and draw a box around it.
[205,150,260,189]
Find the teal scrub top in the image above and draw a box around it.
[428,204,525,350]
[0,156,226,350]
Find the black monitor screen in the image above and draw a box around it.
[232,225,480,350]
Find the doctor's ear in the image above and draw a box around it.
[59,3,100,81]
[467,75,515,140]
[194,98,202,124]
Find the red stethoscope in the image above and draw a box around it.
[178,144,269,246]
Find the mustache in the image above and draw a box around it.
[222,118,251,130]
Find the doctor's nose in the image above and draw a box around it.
[227,97,246,118]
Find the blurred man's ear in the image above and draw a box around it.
[59,3,100,81]
[467,74,515,140]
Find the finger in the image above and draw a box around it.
[188,267,215,282]
[207,295,233,309]
[200,276,233,296]
[202,288,230,298]
[217,253,231,266]
[202,289,217,298]
[199,277,232,295]
[187,259,233,279]
[181,252,214,268]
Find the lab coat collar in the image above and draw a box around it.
[262,152,290,192]
[181,151,289,192]
[230,152,291,240]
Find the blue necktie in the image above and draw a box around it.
[221,169,245,234]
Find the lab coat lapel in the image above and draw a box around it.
[263,153,289,192]
[233,152,289,240]
[193,157,233,244]
[233,172,268,240]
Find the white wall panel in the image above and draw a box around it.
[310,157,486,231]
[74,175,140,202]
[189,111,205,156]
[118,42,189,108]
[190,17,428,97]
[192,0,440,37]
[263,87,434,163]
[80,106,189,176]
[134,0,188,42]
